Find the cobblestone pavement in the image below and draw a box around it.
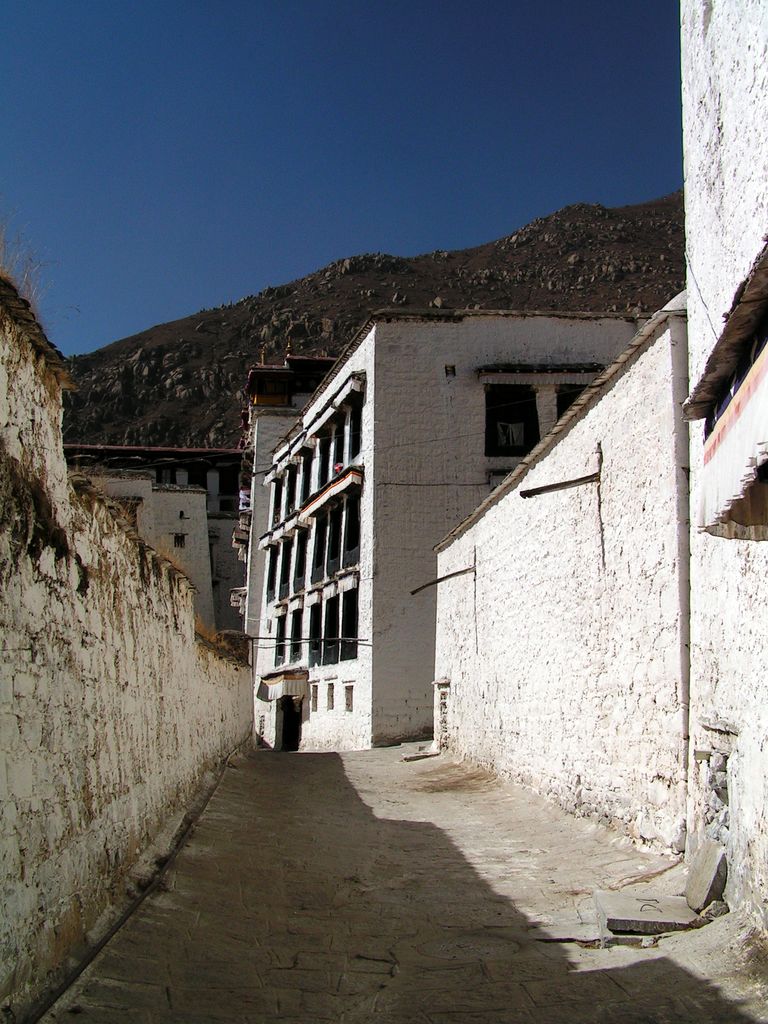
[44,747,768,1023]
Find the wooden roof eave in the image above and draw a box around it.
[684,239,768,421]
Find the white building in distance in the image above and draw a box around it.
[252,310,639,751]
[65,444,244,631]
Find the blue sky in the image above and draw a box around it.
[1,1,683,356]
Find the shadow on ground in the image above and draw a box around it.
[44,751,761,1024]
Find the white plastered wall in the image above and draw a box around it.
[434,314,690,851]
[681,0,768,922]
[370,314,639,745]
[0,297,252,1016]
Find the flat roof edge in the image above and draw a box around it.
[435,296,687,552]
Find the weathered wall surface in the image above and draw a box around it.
[682,1,768,923]
[434,312,690,851]
[0,288,252,1017]
[681,0,768,387]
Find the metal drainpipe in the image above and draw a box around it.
[672,315,692,855]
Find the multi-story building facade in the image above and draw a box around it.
[65,444,244,630]
[232,354,336,636]
[252,310,639,751]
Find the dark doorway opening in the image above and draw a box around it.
[278,696,302,751]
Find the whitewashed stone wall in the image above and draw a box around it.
[0,286,253,1017]
[370,313,638,746]
[682,0,768,923]
[434,310,689,851]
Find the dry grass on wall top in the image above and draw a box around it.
[70,473,192,581]
[153,540,194,578]
[194,616,250,666]
[0,222,46,317]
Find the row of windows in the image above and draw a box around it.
[310,682,354,713]
[274,588,359,668]
[266,494,360,603]
[270,400,363,526]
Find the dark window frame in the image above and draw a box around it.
[332,425,345,472]
[308,603,322,667]
[274,616,286,666]
[290,608,303,663]
[340,588,359,661]
[285,464,297,515]
[348,403,362,461]
[293,529,308,592]
[311,515,328,584]
[266,546,278,603]
[484,384,540,457]
[342,494,360,567]
[300,448,313,504]
[278,537,293,600]
[271,477,283,525]
[323,595,340,665]
[326,504,343,576]
[317,435,332,488]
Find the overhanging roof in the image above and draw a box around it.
[477,362,604,375]
[685,240,768,421]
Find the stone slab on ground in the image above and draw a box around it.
[686,839,728,912]
[401,749,440,762]
[595,890,699,940]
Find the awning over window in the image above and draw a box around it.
[685,242,768,531]
[298,467,363,523]
[257,669,309,702]
[699,342,768,528]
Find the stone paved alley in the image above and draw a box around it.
[43,748,768,1023]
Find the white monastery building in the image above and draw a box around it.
[65,444,245,630]
[680,0,768,925]
[250,310,639,750]
[433,296,689,852]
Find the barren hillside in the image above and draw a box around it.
[63,192,684,448]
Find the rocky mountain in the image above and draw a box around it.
[63,192,684,448]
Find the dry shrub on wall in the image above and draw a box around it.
[194,616,249,665]
[194,616,219,645]
[0,220,47,315]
